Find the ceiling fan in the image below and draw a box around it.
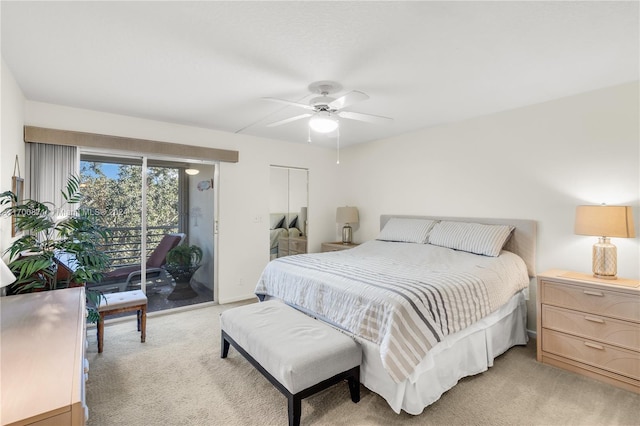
[263,81,393,134]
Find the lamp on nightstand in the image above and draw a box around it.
[336,206,359,244]
[575,205,636,280]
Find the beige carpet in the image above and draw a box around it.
[85,302,640,426]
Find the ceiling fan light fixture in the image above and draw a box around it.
[309,111,339,133]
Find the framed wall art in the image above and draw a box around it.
[11,156,24,237]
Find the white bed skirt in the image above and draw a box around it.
[359,290,528,414]
[263,289,528,415]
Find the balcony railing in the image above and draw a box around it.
[100,225,179,268]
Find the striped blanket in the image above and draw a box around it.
[255,240,529,383]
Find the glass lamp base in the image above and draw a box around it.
[592,237,617,280]
[342,224,353,244]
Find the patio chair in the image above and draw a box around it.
[91,233,185,293]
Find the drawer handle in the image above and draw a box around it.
[584,341,605,350]
[584,316,605,324]
[583,290,604,297]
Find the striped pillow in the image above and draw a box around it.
[428,221,514,257]
[377,218,436,244]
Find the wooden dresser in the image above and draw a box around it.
[1,287,88,425]
[278,236,307,257]
[537,270,639,393]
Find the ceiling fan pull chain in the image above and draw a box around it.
[336,126,340,165]
[307,125,312,143]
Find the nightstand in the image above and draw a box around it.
[536,270,640,393]
[278,236,307,257]
[321,242,359,252]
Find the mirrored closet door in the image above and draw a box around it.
[269,166,308,259]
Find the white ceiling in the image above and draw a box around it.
[1,1,638,149]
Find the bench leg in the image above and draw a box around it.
[288,394,301,426]
[221,334,230,358]
[139,306,146,343]
[97,313,105,353]
[348,371,360,403]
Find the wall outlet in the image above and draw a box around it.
[252,215,262,223]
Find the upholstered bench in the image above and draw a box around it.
[220,300,361,426]
[97,290,147,353]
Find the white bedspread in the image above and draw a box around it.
[255,240,529,383]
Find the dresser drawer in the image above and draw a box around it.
[541,280,640,322]
[543,329,640,380]
[542,305,640,351]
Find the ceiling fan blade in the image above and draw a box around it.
[266,113,312,127]
[262,97,315,111]
[338,110,394,125]
[328,90,369,110]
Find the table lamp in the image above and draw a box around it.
[1,257,17,295]
[575,205,635,279]
[336,206,359,244]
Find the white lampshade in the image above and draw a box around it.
[309,111,339,133]
[336,206,359,224]
[575,205,635,280]
[0,257,16,288]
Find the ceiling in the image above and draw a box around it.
[1,1,638,149]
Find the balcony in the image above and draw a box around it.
[90,225,213,312]
[101,225,179,269]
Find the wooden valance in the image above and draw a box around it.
[24,126,239,163]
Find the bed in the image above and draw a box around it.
[269,213,303,260]
[256,215,536,415]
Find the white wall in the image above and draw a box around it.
[0,59,26,259]
[337,81,640,332]
[24,101,341,303]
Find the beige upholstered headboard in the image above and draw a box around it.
[380,215,537,278]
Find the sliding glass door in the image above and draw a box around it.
[80,153,215,312]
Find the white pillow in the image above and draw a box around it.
[269,213,285,230]
[428,221,514,257]
[377,218,436,244]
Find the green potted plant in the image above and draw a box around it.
[164,243,203,300]
[0,175,111,321]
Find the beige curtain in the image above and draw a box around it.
[26,143,79,208]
